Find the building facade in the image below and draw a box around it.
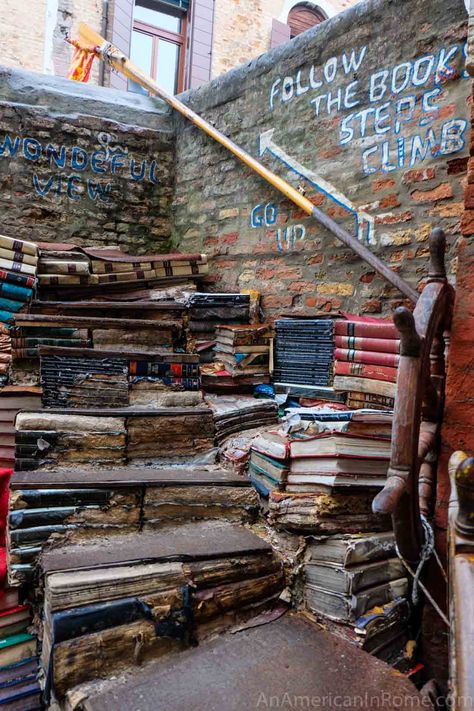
[1,0,360,92]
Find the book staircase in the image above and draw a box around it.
[0,235,430,710]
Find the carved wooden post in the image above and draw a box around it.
[448,452,474,711]
[372,308,424,565]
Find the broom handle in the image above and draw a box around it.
[79,23,418,303]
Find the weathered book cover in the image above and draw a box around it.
[335,320,398,339]
[0,258,36,276]
[335,335,400,354]
[0,235,38,257]
[305,557,405,595]
[306,532,395,566]
[334,361,398,383]
[333,376,397,398]
[0,282,32,301]
[0,270,35,288]
[0,247,37,266]
[335,348,399,368]
[39,260,90,275]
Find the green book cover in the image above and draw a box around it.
[0,632,35,649]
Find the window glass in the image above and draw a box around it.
[134,4,181,32]
[129,30,153,94]
[155,40,179,94]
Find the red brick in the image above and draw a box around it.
[389,250,405,263]
[402,168,436,184]
[411,183,453,203]
[465,185,474,209]
[379,194,401,210]
[220,231,239,244]
[309,194,325,207]
[372,178,396,192]
[447,157,468,176]
[460,209,474,235]
[360,271,376,284]
[306,254,324,265]
[376,211,413,225]
[262,294,294,309]
[467,157,474,184]
[319,147,342,160]
[361,299,382,314]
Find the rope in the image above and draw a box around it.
[395,514,450,628]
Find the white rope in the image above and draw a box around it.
[395,514,450,628]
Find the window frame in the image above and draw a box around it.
[131,3,187,94]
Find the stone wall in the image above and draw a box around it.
[0,67,175,252]
[174,0,470,319]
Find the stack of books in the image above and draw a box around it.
[37,246,208,292]
[249,409,393,533]
[39,348,201,409]
[14,407,217,470]
[273,319,334,388]
[0,388,41,469]
[14,410,128,471]
[11,319,92,360]
[0,235,37,326]
[209,324,272,384]
[332,318,400,410]
[0,324,11,388]
[8,467,258,585]
[187,293,251,363]
[0,586,40,709]
[303,533,411,667]
[37,521,283,701]
[205,394,278,444]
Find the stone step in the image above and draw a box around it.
[8,466,259,585]
[36,520,284,702]
[63,613,424,711]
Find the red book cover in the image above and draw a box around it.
[335,361,398,383]
[335,320,398,340]
[335,335,400,354]
[0,604,29,620]
[335,348,400,368]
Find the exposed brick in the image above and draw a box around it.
[380,230,413,246]
[220,231,240,244]
[306,254,324,265]
[360,271,376,283]
[218,207,239,220]
[361,299,382,313]
[465,185,474,210]
[429,202,465,218]
[372,178,396,192]
[402,168,436,184]
[461,209,474,235]
[411,183,453,203]
[376,212,413,225]
[447,157,468,175]
[316,282,354,296]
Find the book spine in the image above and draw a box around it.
[0,270,35,287]
[347,392,395,408]
[335,348,400,368]
[0,248,37,266]
[335,335,400,354]
[0,258,36,276]
[0,236,37,256]
[334,361,398,383]
[0,282,32,301]
[335,321,398,339]
[16,327,88,338]
[0,297,26,313]
[12,338,90,347]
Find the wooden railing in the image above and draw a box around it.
[447,452,474,711]
[373,228,454,567]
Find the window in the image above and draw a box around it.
[129,1,186,95]
[287,3,327,38]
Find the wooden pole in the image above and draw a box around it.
[77,23,419,303]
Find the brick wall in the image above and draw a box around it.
[0,66,175,252]
[211,0,361,78]
[174,0,470,319]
